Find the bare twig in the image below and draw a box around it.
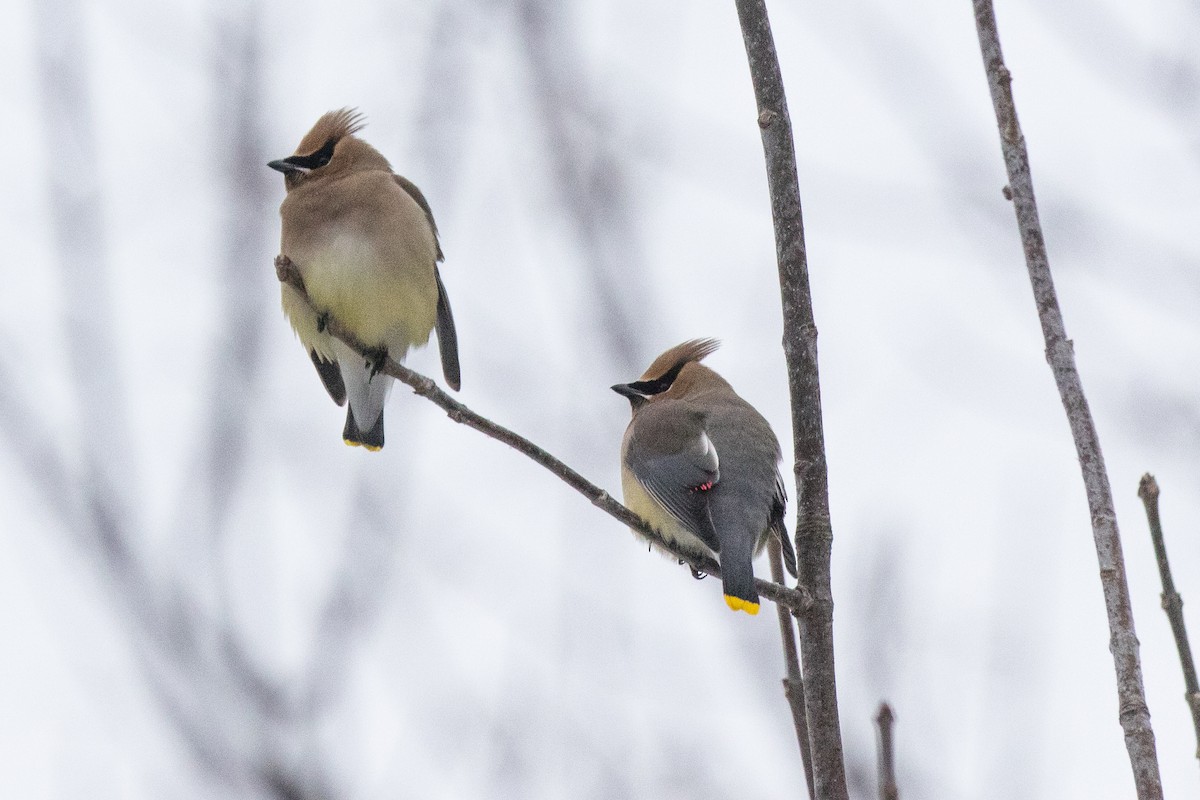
[731,1,848,797]
[972,3,1162,796]
[273,256,811,615]
[1138,474,1200,763]
[770,540,814,800]
[874,703,898,800]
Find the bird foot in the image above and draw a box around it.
[365,346,389,378]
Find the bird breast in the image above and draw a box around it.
[280,174,439,352]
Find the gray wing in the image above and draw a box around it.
[393,174,444,262]
[310,349,346,406]
[627,427,721,552]
[393,174,459,390]
[434,266,461,391]
[770,469,797,578]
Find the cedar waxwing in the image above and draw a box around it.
[613,339,797,615]
[268,108,460,450]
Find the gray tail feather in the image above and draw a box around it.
[334,339,392,451]
[720,550,759,606]
[710,500,765,607]
[343,406,385,450]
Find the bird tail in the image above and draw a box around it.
[720,553,760,615]
[710,498,763,615]
[334,340,392,452]
[343,405,385,450]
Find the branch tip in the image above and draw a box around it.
[1137,473,1159,502]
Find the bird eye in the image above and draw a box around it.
[312,138,335,168]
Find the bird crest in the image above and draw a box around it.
[636,338,720,391]
[296,108,367,155]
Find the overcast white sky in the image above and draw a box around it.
[3,0,1200,797]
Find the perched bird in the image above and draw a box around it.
[613,339,796,615]
[268,108,460,450]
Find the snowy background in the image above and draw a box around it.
[3,0,1200,797]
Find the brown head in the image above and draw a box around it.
[267,108,391,191]
[611,338,731,410]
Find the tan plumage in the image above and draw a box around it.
[613,339,796,615]
[270,109,460,450]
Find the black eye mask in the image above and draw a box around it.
[282,137,337,170]
[624,357,692,396]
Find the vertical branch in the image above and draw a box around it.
[971,3,1162,797]
[1137,474,1200,763]
[770,541,815,800]
[874,703,898,800]
[732,1,848,797]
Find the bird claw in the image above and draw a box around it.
[365,346,389,378]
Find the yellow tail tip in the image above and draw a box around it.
[344,438,362,448]
[724,595,760,615]
[343,439,383,452]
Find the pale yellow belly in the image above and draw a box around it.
[283,231,437,358]
[621,468,712,557]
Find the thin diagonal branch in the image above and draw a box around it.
[972,3,1162,796]
[1138,474,1200,763]
[273,256,811,615]
[732,1,848,797]
[770,540,814,800]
